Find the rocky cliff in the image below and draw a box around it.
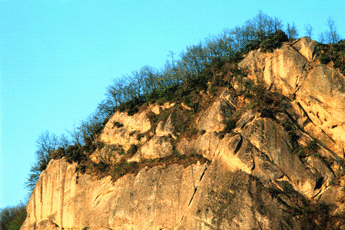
[21,37,345,229]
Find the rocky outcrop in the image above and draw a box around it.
[21,158,207,230]
[21,37,345,229]
[196,98,235,132]
[239,37,345,156]
[21,158,301,230]
[100,110,151,149]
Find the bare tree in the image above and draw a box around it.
[68,123,83,146]
[26,131,58,191]
[273,17,284,33]
[326,17,340,44]
[318,32,326,44]
[304,24,313,38]
[253,10,268,40]
[287,22,299,42]
[58,133,70,149]
[35,131,58,166]
[0,203,26,230]
[167,51,176,68]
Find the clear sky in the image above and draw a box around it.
[1,0,344,208]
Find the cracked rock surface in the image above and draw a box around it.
[21,37,345,229]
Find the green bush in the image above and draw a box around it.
[259,30,289,53]
[50,147,66,160]
[316,40,345,75]
[244,80,288,118]
[0,203,26,230]
[145,85,180,104]
[129,131,136,136]
[223,115,240,133]
[118,96,145,116]
[319,53,332,64]
[65,145,87,164]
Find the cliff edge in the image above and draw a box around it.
[21,37,345,229]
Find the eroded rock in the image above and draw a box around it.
[242,117,322,197]
[197,98,235,132]
[22,157,302,230]
[239,37,345,157]
[136,135,174,160]
[21,37,345,230]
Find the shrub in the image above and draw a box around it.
[145,86,180,104]
[50,147,65,160]
[118,96,145,116]
[65,145,87,164]
[107,144,125,155]
[0,203,26,230]
[95,141,105,150]
[319,53,332,64]
[316,40,345,75]
[259,30,289,53]
[244,80,288,118]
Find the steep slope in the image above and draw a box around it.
[21,37,345,230]
[239,37,345,156]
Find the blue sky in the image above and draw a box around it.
[1,0,344,208]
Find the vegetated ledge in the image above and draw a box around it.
[51,142,211,183]
[81,151,211,182]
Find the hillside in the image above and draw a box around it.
[20,37,345,229]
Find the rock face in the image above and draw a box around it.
[21,159,300,230]
[239,37,345,156]
[21,37,345,229]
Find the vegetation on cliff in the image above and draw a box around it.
[7,11,345,230]
[26,11,292,190]
[0,203,26,230]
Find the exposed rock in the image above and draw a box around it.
[178,159,301,230]
[135,135,174,160]
[306,154,335,187]
[100,110,151,147]
[22,158,301,230]
[21,37,345,229]
[21,158,207,230]
[235,110,255,130]
[288,101,310,127]
[239,37,345,157]
[149,102,175,115]
[296,65,345,155]
[177,131,221,160]
[219,89,237,108]
[242,117,322,197]
[317,176,345,208]
[292,36,318,62]
[239,43,308,97]
[197,98,235,132]
[36,220,59,230]
[156,114,177,139]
